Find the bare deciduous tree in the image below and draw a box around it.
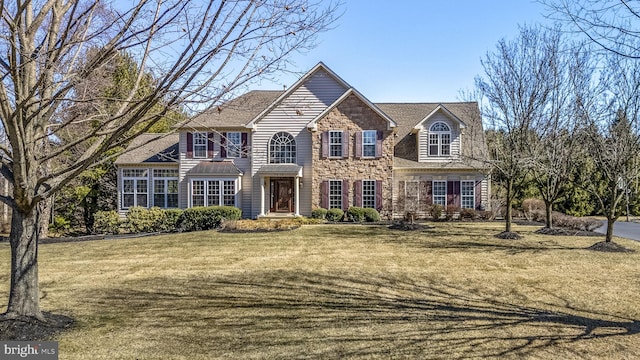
[528,41,592,229]
[0,0,340,320]
[576,54,640,243]
[542,0,640,58]
[475,26,559,236]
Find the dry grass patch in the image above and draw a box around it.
[0,223,639,359]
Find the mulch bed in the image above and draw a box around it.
[587,241,636,253]
[388,222,434,231]
[0,312,74,341]
[495,231,523,240]
[534,227,603,237]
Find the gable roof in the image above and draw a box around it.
[114,133,179,165]
[414,104,467,131]
[180,90,282,130]
[307,88,397,131]
[376,102,488,168]
[245,62,352,128]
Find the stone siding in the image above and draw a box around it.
[311,94,394,218]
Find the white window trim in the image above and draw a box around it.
[328,179,342,209]
[152,169,179,208]
[189,178,239,208]
[362,179,376,209]
[362,130,377,158]
[328,130,343,158]
[432,180,447,207]
[461,180,475,209]
[428,122,452,157]
[121,168,149,209]
[193,132,208,159]
[226,132,242,158]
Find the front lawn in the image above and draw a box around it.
[1,222,639,359]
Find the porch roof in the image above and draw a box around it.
[256,164,303,177]
[186,161,243,176]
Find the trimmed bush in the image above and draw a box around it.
[460,208,476,221]
[363,208,381,222]
[346,206,366,222]
[126,206,167,233]
[326,208,344,222]
[176,206,242,232]
[445,206,460,221]
[311,208,328,220]
[429,204,443,221]
[93,210,121,234]
[162,209,183,232]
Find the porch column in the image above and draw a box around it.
[259,177,265,217]
[294,176,300,216]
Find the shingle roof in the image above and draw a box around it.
[186,161,243,176]
[114,133,179,165]
[256,164,303,177]
[376,102,489,168]
[180,90,283,129]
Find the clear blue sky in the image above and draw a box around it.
[254,0,552,103]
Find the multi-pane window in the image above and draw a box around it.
[328,180,342,209]
[122,169,148,209]
[191,179,237,207]
[362,180,376,208]
[433,180,446,207]
[207,181,220,207]
[362,130,377,157]
[223,180,235,206]
[153,169,178,208]
[193,132,208,158]
[329,131,343,158]
[192,180,205,207]
[269,132,296,163]
[461,181,475,209]
[226,132,242,158]
[428,122,451,156]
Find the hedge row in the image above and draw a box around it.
[92,206,242,234]
[311,207,381,222]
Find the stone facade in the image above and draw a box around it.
[311,94,394,218]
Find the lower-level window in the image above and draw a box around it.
[328,180,342,209]
[461,180,475,209]
[122,169,148,209]
[362,180,376,208]
[153,169,179,208]
[432,180,446,206]
[191,179,237,207]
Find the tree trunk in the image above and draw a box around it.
[4,207,44,320]
[545,201,553,229]
[605,214,615,243]
[504,181,513,233]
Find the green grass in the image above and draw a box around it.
[1,222,640,359]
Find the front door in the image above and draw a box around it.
[270,178,294,213]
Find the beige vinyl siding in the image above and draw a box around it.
[417,112,461,162]
[250,68,348,218]
[178,131,252,215]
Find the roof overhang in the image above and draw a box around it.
[186,160,244,176]
[412,104,467,133]
[306,88,397,132]
[245,62,352,129]
[256,164,303,177]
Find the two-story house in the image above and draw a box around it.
[114,62,490,219]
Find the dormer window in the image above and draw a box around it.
[429,122,451,156]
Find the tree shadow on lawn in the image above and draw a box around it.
[79,271,640,359]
